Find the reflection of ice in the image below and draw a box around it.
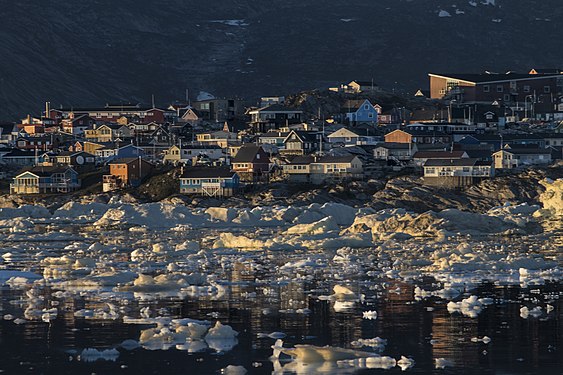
[205,337,238,352]
[176,340,208,353]
[78,348,120,362]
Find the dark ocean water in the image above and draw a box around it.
[0,279,560,375]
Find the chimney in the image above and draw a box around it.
[45,102,50,117]
[27,114,32,124]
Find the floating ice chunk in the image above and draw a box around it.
[205,321,238,340]
[79,348,120,362]
[13,318,27,325]
[397,356,415,371]
[439,10,451,17]
[435,358,454,369]
[471,336,491,344]
[362,311,378,320]
[176,322,209,339]
[213,233,265,249]
[272,339,379,363]
[520,306,542,319]
[332,285,358,301]
[220,365,247,375]
[447,296,492,318]
[205,207,237,222]
[285,216,340,235]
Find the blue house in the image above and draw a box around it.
[345,99,380,125]
[180,167,240,197]
[10,166,80,194]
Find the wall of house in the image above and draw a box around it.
[385,131,411,143]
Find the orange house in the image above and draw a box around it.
[103,158,154,191]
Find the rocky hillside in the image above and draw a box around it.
[1,0,562,119]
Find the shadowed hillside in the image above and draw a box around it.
[0,0,561,119]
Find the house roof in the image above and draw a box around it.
[423,158,481,167]
[287,154,357,164]
[350,80,378,87]
[181,167,236,178]
[287,155,315,164]
[429,72,562,84]
[232,144,263,163]
[328,128,360,138]
[388,129,450,137]
[109,157,153,165]
[285,130,320,143]
[316,155,358,163]
[3,150,37,157]
[182,144,222,150]
[374,142,411,150]
[260,131,290,138]
[496,148,552,155]
[17,166,76,177]
[413,151,467,159]
[251,104,303,113]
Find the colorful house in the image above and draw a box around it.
[180,167,239,197]
[102,158,154,191]
[344,99,379,125]
[10,166,80,194]
[423,158,494,187]
[232,144,270,182]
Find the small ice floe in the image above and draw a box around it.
[397,356,415,371]
[220,365,247,375]
[447,296,493,318]
[520,306,543,319]
[471,336,491,344]
[78,348,120,362]
[362,310,378,320]
[272,339,384,363]
[204,321,239,352]
[435,358,454,369]
[13,318,27,325]
[0,270,42,286]
[438,10,451,17]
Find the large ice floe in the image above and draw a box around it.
[0,178,560,372]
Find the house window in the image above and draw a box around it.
[364,105,369,110]
[483,85,490,93]
[523,85,531,93]
[368,113,374,118]
[496,85,504,93]
[504,94,511,101]
[544,86,551,93]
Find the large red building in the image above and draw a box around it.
[428,70,563,118]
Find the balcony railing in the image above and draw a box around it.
[201,182,224,188]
